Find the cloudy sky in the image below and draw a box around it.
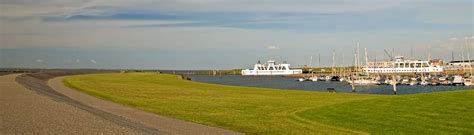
[1,0,472,70]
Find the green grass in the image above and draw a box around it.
[64,73,474,134]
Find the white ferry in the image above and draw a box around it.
[241,60,303,75]
[363,56,444,73]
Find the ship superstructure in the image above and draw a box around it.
[241,60,303,75]
[363,56,443,73]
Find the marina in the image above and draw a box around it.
[169,49,473,95]
[186,43,473,95]
[186,74,474,95]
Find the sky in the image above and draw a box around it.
[0,0,473,70]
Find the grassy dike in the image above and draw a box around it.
[64,73,474,134]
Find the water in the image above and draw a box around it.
[185,75,474,95]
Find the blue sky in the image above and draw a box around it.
[1,0,472,69]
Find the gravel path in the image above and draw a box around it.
[1,71,239,134]
[0,74,138,134]
[49,76,240,135]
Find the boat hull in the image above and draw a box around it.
[348,80,380,85]
[363,67,443,73]
[241,70,303,76]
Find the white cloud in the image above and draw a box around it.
[90,59,97,64]
[1,0,471,68]
[449,37,459,41]
[36,59,44,63]
[267,46,280,50]
[1,0,427,18]
[0,1,90,17]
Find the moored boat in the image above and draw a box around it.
[452,75,464,86]
[464,76,473,86]
[298,77,307,82]
[348,79,380,85]
[409,78,418,86]
[363,56,443,74]
[242,60,303,76]
[309,76,319,82]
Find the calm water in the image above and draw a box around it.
[185,75,474,95]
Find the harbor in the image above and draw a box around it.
[175,57,473,95]
[182,43,473,95]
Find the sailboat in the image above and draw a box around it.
[463,37,473,86]
[347,44,380,85]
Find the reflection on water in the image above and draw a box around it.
[186,75,474,95]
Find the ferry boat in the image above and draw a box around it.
[241,60,303,76]
[363,56,443,73]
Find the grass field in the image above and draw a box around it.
[64,73,474,134]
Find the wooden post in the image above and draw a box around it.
[351,73,356,93]
[392,75,397,95]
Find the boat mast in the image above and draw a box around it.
[332,50,336,76]
[342,53,346,78]
[466,37,472,75]
[365,48,369,76]
[357,42,360,70]
[351,53,357,93]
[318,53,321,76]
[374,50,381,77]
[428,53,431,61]
[452,50,454,62]
[354,43,358,75]
[308,56,313,76]
[461,41,465,73]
